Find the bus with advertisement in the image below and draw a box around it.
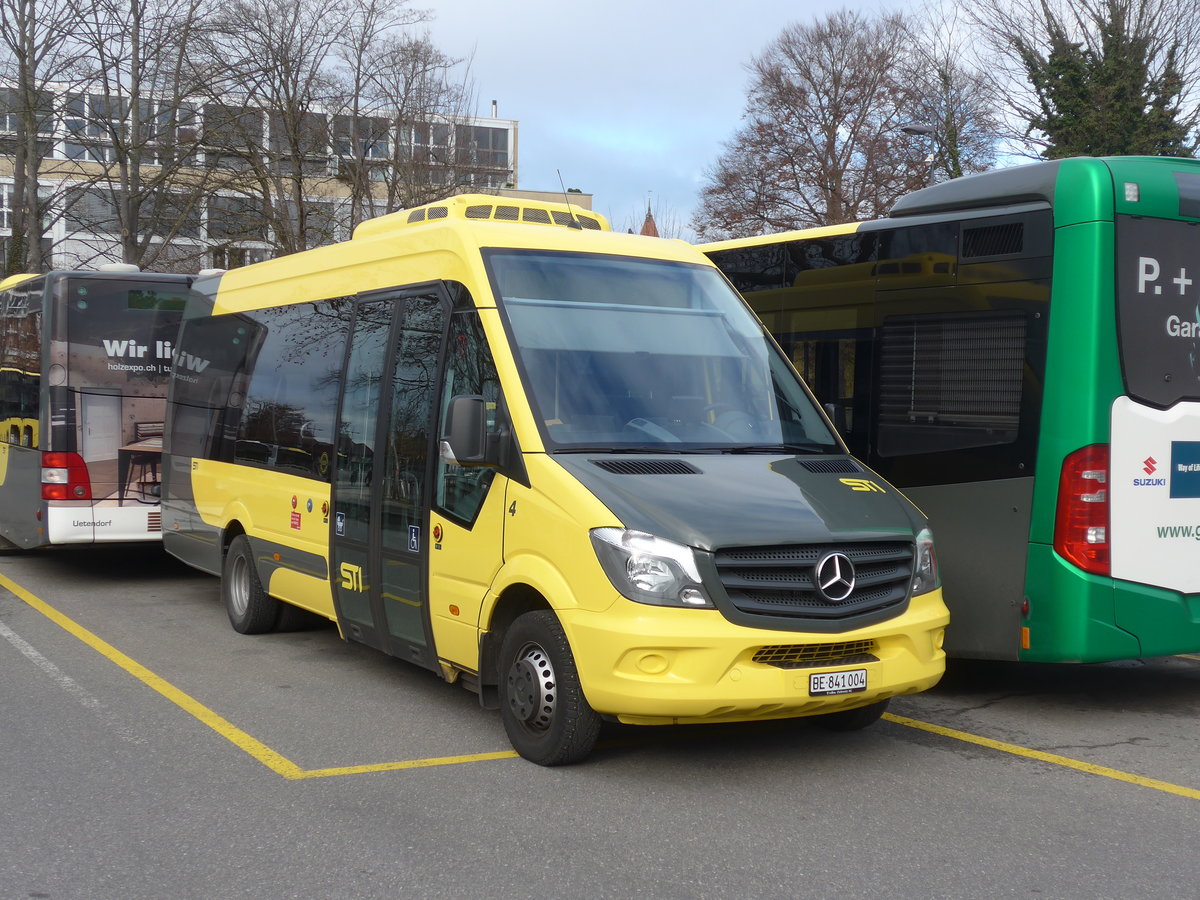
[701,155,1200,663]
[0,266,192,550]
[160,193,948,764]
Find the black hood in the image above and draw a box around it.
[551,453,924,551]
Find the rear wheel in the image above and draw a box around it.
[498,610,601,766]
[222,535,281,634]
[816,698,890,732]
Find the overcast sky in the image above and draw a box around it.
[424,0,889,237]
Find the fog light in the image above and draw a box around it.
[636,653,669,675]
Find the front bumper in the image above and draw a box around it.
[560,589,949,725]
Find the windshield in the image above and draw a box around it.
[486,250,839,453]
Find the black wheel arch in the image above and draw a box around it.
[477,583,552,709]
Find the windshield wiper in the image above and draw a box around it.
[687,443,837,455]
[553,446,689,454]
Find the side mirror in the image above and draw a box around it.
[440,394,489,466]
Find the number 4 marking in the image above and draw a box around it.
[508,501,517,517]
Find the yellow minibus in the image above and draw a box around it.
[162,194,948,764]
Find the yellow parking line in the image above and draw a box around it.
[5,569,1200,792]
[0,572,516,778]
[884,712,1200,801]
[1177,654,1200,663]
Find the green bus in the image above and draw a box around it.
[702,156,1200,662]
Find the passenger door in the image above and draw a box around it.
[329,288,448,670]
[427,308,510,672]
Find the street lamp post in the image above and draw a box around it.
[900,123,938,187]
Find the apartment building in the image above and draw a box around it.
[0,86,520,272]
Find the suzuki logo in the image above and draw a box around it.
[1144,457,1158,475]
[814,552,857,603]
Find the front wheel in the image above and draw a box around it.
[816,698,890,732]
[222,535,281,634]
[498,611,601,766]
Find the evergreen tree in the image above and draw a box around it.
[997,0,1196,158]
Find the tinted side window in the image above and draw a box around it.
[435,311,500,525]
[787,233,876,273]
[168,299,350,481]
[877,223,958,287]
[706,244,794,293]
[877,310,1026,457]
[234,301,349,480]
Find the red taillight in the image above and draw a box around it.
[1054,444,1109,575]
[41,451,93,501]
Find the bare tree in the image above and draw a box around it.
[692,8,1000,241]
[966,0,1200,158]
[693,10,918,240]
[900,2,1001,181]
[199,0,480,257]
[356,31,478,215]
[0,0,85,274]
[60,0,218,271]
[329,0,430,231]
[197,0,351,257]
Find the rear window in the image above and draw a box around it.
[1116,215,1200,407]
[62,277,189,396]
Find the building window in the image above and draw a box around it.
[0,88,54,135]
[456,125,508,168]
[210,246,267,269]
[63,187,121,235]
[333,115,388,159]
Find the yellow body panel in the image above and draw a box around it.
[192,458,334,614]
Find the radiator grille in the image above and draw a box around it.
[714,541,912,620]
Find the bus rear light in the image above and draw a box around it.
[1054,444,1109,575]
[41,452,92,501]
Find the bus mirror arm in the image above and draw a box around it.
[442,394,490,466]
[824,401,848,434]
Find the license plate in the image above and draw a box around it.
[809,668,868,696]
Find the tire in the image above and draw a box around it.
[222,535,281,634]
[816,698,890,732]
[498,610,601,766]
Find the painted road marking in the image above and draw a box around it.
[884,712,1200,801]
[0,617,144,744]
[1,569,1198,792]
[0,571,515,778]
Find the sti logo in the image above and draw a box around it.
[1171,442,1200,498]
[1134,456,1166,487]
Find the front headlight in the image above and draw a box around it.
[590,528,714,608]
[911,527,940,595]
